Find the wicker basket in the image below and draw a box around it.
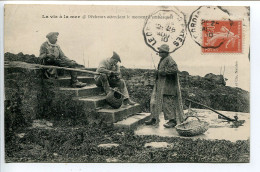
[176,116,209,137]
[106,89,124,109]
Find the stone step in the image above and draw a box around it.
[77,95,107,109]
[98,104,142,123]
[58,76,95,87]
[59,84,103,97]
[114,113,151,129]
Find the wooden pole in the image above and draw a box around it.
[35,64,100,75]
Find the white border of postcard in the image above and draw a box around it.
[1,1,260,172]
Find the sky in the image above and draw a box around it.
[4,5,250,91]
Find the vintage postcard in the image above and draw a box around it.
[4,5,250,163]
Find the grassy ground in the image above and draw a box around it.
[5,121,250,163]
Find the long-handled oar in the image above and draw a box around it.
[186,98,237,121]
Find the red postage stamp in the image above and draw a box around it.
[202,20,242,53]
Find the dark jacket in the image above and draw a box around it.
[157,55,179,96]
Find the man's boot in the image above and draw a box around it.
[163,119,177,128]
[70,71,87,88]
[128,99,136,105]
[145,118,156,125]
[123,98,136,105]
[71,80,87,88]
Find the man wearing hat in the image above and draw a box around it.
[145,44,185,128]
[94,52,135,105]
[39,32,87,88]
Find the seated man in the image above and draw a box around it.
[94,52,135,105]
[39,32,87,88]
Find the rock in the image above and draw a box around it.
[98,143,119,148]
[116,132,125,136]
[180,71,189,76]
[17,52,24,57]
[46,121,53,127]
[32,120,53,129]
[188,93,196,97]
[193,75,201,80]
[144,142,173,148]
[171,152,178,157]
[17,133,25,138]
[106,158,119,162]
[204,73,226,86]
[53,153,58,156]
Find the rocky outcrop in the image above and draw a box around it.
[120,68,249,113]
[204,73,227,86]
[5,52,40,64]
[4,52,250,134]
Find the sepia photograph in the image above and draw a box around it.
[3,4,250,164]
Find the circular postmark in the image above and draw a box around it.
[143,9,187,53]
[188,6,242,53]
